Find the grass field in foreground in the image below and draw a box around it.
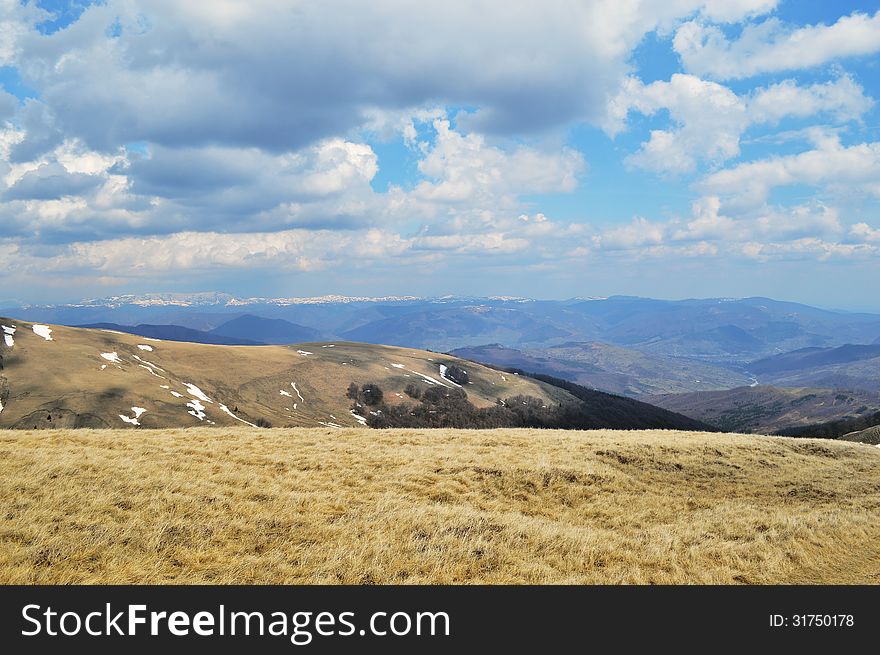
[1,428,879,584]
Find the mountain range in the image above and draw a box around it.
[13,294,880,361]
[7,293,880,437]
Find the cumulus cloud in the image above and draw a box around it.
[700,133,880,204]
[607,73,874,174]
[411,119,584,205]
[675,10,880,80]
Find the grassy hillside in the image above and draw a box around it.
[647,386,880,434]
[0,318,707,432]
[0,318,570,430]
[1,428,878,584]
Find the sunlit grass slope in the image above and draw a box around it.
[2,427,879,584]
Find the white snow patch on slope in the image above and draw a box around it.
[350,410,367,426]
[219,404,257,428]
[290,382,304,403]
[391,363,405,369]
[439,364,462,387]
[183,383,212,403]
[280,389,292,397]
[119,406,147,426]
[187,398,207,420]
[32,325,53,340]
[170,391,183,398]
[408,369,451,388]
[160,385,170,389]
[2,325,14,347]
[137,364,164,378]
[101,352,121,364]
[132,354,164,371]
[296,350,313,356]
[321,344,335,348]
[137,344,154,351]
[318,421,343,429]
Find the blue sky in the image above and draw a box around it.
[1,0,880,309]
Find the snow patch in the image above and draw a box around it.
[183,383,212,403]
[32,324,53,340]
[160,385,170,389]
[296,350,313,356]
[170,391,183,398]
[391,363,405,369]
[408,369,451,388]
[132,354,164,371]
[280,389,292,397]
[137,364,164,378]
[290,382,304,403]
[219,404,257,428]
[439,364,462,387]
[350,410,367,426]
[321,344,335,348]
[187,398,207,420]
[137,344,154,351]
[2,325,15,347]
[119,406,147,426]
[101,352,121,364]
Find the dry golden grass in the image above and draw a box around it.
[1,427,879,584]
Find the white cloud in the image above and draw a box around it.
[617,74,746,172]
[747,75,874,125]
[412,119,585,205]
[608,73,873,174]
[675,10,880,80]
[700,134,880,204]
[592,217,666,251]
[850,222,880,242]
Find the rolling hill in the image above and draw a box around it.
[451,342,750,396]
[3,427,879,584]
[209,314,322,344]
[76,322,264,345]
[646,386,880,435]
[0,318,706,432]
[748,344,880,392]
[841,425,880,446]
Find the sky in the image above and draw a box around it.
[1,1,880,310]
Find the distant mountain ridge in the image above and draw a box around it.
[209,315,321,344]
[10,294,880,366]
[76,323,264,346]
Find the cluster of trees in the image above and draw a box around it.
[347,370,713,431]
[349,381,558,429]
